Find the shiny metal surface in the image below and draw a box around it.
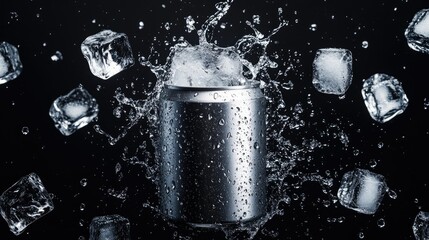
[158,81,267,226]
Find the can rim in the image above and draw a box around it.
[164,80,261,91]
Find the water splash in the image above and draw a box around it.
[139,0,286,87]
[94,1,353,239]
[198,0,234,45]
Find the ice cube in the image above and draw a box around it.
[413,211,429,240]
[337,168,387,215]
[49,85,99,136]
[89,214,130,240]
[405,9,429,54]
[312,48,353,95]
[169,43,246,87]
[81,29,134,80]
[0,173,54,235]
[362,73,408,123]
[0,42,23,84]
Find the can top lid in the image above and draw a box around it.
[161,80,264,103]
[164,80,261,91]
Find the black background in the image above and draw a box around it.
[0,0,428,239]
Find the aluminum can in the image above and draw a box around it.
[158,81,267,227]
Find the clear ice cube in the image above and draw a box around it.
[81,29,134,80]
[0,42,23,84]
[49,85,99,136]
[413,211,429,240]
[337,168,387,215]
[0,173,54,235]
[405,9,429,54]
[89,214,130,240]
[312,48,353,95]
[362,73,409,123]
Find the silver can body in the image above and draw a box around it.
[158,82,267,227]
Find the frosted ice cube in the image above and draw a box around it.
[169,43,246,87]
[0,173,54,235]
[405,9,429,54]
[362,73,408,123]
[413,211,429,240]
[49,85,99,136]
[89,214,130,240]
[337,168,387,215]
[0,42,23,84]
[312,48,353,95]
[81,29,134,80]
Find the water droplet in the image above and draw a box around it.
[79,219,85,227]
[10,12,19,21]
[358,232,365,239]
[281,80,294,90]
[369,159,378,168]
[80,178,88,187]
[185,15,196,33]
[51,51,63,61]
[377,142,384,148]
[138,21,144,29]
[78,236,85,240]
[377,218,385,228]
[309,23,317,31]
[254,142,260,149]
[113,107,122,118]
[424,98,429,110]
[252,15,261,25]
[164,22,171,30]
[49,193,56,200]
[21,126,29,135]
[213,92,219,99]
[219,119,225,126]
[388,189,397,199]
[115,163,122,173]
[322,200,331,207]
[79,203,85,211]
